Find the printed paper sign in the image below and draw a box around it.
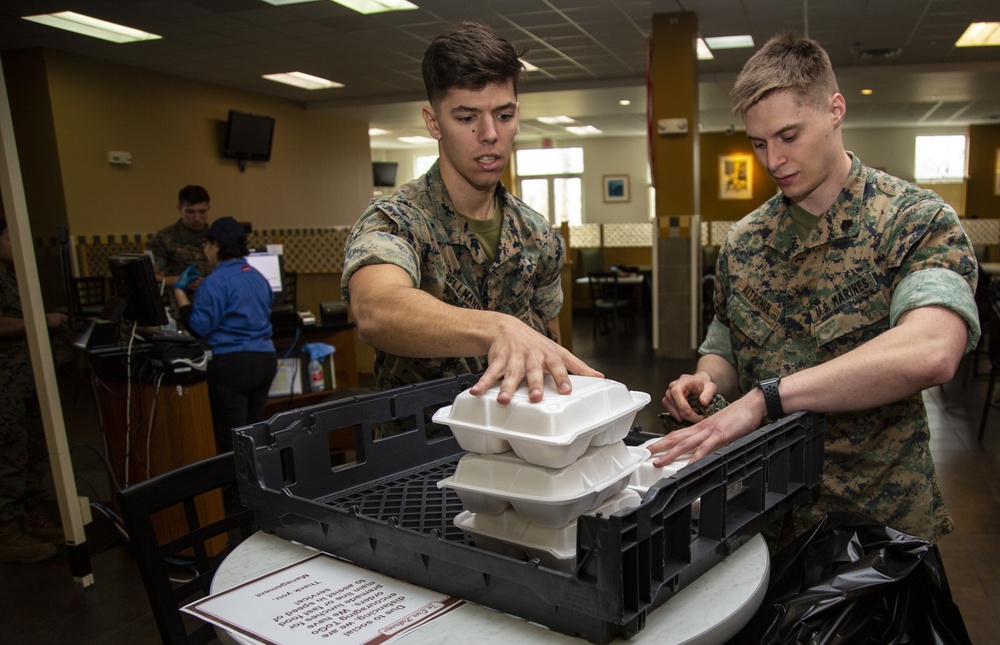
[184,554,462,645]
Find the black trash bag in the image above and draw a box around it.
[730,511,972,644]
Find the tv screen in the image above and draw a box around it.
[372,161,398,187]
[245,252,285,300]
[108,254,168,327]
[224,110,275,162]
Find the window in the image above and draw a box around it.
[915,135,966,183]
[515,147,584,226]
[415,154,438,178]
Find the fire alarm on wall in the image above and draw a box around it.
[657,118,689,135]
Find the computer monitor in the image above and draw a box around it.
[245,252,286,302]
[108,253,168,327]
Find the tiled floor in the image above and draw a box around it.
[2,312,998,643]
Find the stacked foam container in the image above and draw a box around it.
[433,375,655,572]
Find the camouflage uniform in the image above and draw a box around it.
[0,266,49,523]
[342,161,564,391]
[145,219,211,277]
[700,154,980,541]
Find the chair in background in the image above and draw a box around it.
[116,452,255,645]
[283,270,297,310]
[71,275,107,318]
[588,270,632,337]
[979,277,1000,441]
[978,279,1000,442]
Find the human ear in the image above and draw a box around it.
[422,105,442,140]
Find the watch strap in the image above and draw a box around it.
[758,377,784,419]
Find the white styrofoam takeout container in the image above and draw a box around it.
[453,489,642,572]
[432,375,651,469]
[438,441,647,527]
[627,437,692,495]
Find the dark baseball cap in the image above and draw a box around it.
[205,216,247,246]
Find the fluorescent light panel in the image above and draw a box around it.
[263,71,343,90]
[956,22,1000,47]
[537,115,575,125]
[566,125,602,135]
[368,128,390,136]
[704,35,754,49]
[22,11,161,43]
[696,38,714,60]
[329,0,418,14]
[520,58,539,72]
[398,136,436,145]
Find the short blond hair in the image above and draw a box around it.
[730,33,839,116]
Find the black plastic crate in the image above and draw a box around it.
[233,375,825,644]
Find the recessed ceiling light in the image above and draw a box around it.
[398,136,436,145]
[860,88,874,96]
[619,99,631,107]
[566,125,602,135]
[22,11,161,43]
[956,22,1000,47]
[520,58,539,72]
[696,38,714,60]
[368,128,390,136]
[260,0,318,5]
[262,72,343,90]
[704,35,754,50]
[537,116,575,125]
[328,0,418,14]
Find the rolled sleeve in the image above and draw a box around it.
[890,267,981,353]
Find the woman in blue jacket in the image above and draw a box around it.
[174,217,276,453]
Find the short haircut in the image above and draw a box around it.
[421,21,525,107]
[215,240,249,261]
[730,33,839,116]
[178,184,210,206]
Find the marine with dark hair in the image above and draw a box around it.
[146,184,213,286]
[0,218,68,562]
[343,21,600,404]
[174,217,276,452]
[649,33,979,546]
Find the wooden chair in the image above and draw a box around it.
[115,452,255,645]
[979,279,1000,442]
[587,270,632,336]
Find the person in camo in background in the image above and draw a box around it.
[0,218,67,563]
[146,184,213,288]
[342,20,600,406]
[648,32,979,548]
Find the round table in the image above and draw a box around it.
[212,531,771,645]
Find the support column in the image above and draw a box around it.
[650,12,700,359]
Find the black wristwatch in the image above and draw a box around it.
[757,376,784,420]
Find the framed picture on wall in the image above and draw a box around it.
[995,149,1000,196]
[603,175,630,203]
[719,154,753,200]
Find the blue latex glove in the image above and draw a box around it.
[174,264,201,291]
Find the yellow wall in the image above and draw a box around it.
[967,124,1000,219]
[3,48,373,236]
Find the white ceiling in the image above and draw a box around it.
[3,0,1000,149]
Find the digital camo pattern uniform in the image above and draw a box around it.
[342,161,564,391]
[145,219,211,277]
[0,267,49,522]
[702,154,980,541]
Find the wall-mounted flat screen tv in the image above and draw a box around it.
[372,161,398,187]
[224,110,275,162]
